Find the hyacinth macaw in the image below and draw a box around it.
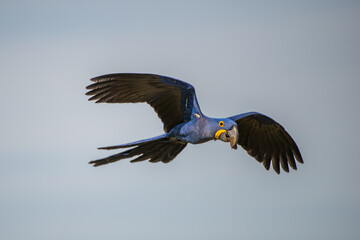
[86,73,303,174]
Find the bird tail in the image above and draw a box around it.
[89,135,187,167]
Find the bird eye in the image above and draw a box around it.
[219,121,224,127]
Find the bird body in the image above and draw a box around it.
[87,73,303,174]
[176,116,231,144]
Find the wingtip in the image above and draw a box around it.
[297,155,304,164]
[90,76,100,82]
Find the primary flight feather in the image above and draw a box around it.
[87,73,303,174]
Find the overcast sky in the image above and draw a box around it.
[1,1,359,239]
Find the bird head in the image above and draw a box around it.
[213,119,239,149]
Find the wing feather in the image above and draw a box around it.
[229,112,303,174]
[86,73,198,132]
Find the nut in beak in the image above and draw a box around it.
[217,125,239,149]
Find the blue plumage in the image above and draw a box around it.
[87,73,303,174]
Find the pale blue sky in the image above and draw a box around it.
[1,1,359,239]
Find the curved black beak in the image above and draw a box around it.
[218,125,239,149]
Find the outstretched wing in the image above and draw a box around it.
[229,112,303,174]
[86,73,199,132]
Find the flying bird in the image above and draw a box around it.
[87,73,303,174]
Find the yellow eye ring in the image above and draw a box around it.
[219,121,224,127]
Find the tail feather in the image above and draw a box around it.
[89,138,187,167]
[130,142,166,163]
[97,133,168,150]
[154,143,186,163]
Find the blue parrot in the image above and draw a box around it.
[87,73,303,174]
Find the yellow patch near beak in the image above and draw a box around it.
[215,129,227,139]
